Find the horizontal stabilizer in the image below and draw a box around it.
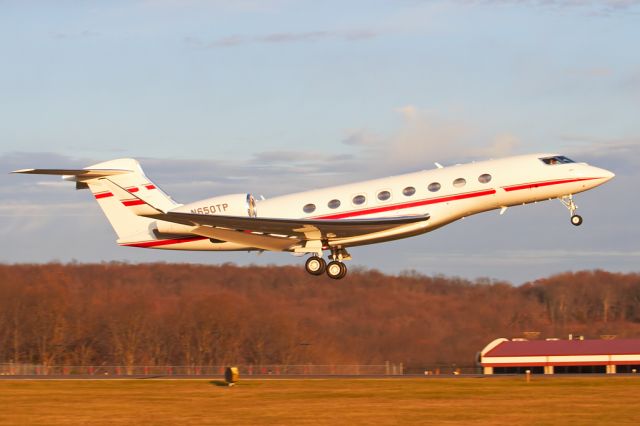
[11,168,132,177]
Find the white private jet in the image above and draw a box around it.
[13,153,614,279]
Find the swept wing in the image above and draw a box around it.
[158,211,430,251]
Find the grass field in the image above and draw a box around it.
[0,377,638,425]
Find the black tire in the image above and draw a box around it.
[337,262,348,279]
[571,215,583,226]
[305,256,326,275]
[326,261,344,280]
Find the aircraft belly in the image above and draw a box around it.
[147,240,253,251]
[332,227,432,248]
[328,220,430,247]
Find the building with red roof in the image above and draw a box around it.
[480,337,640,374]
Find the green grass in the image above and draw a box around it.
[0,377,638,425]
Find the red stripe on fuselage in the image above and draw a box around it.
[145,184,156,190]
[311,177,602,220]
[120,237,208,248]
[314,189,497,220]
[126,187,139,193]
[502,177,599,192]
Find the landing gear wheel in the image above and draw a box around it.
[560,195,583,227]
[337,262,348,279]
[326,261,347,280]
[571,214,583,226]
[305,256,326,275]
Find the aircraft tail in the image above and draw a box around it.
[13,158,179,243]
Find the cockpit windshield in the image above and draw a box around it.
[540,155,575,165]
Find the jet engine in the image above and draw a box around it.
[172,193,257,218]
[155,193,257,236]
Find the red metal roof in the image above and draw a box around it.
[484,339,640,357]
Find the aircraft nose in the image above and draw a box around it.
[601,168,615,181]
[591,166,615,182]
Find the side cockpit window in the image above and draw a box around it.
[540,155,575,165]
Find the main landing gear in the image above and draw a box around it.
[326,261,347,280]
[304,248,350,280]
[560,195,583,226]
[305,256,326,275]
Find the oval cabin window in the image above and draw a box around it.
[352,195,366,205]
[303,204,316,214]
[377,190,391,201]
[478,173,492,184]
[428,182,441,192]
[328,199,341,209]
[453,178,466,188]
[403,186,416,196]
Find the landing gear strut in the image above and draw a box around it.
[326,247,350,280]
[560,195,583,226]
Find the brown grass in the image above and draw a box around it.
[0,377,638,425]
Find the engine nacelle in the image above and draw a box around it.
[172,193,257,218]
[155,221,197,235]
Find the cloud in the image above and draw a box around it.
[52,30,101,40]
[620,68,640,98]
[570,67,614,78]
[468,0,640,14]
[142,0,288,13]
[31,151,359,200]
[342,129,384,147]
[0,202,95,217]
[339,105,521,173]
[188,29,380,49]
[35,180,73,188]
[560,136,640,174]
[0,201,98,235]
[479,133,521,158]
[252,150,321,164]
[388,106,472,166]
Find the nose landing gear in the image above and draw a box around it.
[560,195,583,226]
[570,214,583,226]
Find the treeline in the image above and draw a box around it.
[0,263,639,369]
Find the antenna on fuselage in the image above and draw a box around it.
[434,162,444,169]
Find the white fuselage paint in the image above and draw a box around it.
[149,153,614,251]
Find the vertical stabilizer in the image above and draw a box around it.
[78,159,178,242]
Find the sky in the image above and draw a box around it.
[1,0,639,283]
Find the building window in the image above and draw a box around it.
[453,178,466,188]
[478,174,492,184]
[403,186,416,196]
[428,182,441,192]
[328,199,341,209]
[352,195,366,205]
[377,190,391,201]
[303,204,316,214]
